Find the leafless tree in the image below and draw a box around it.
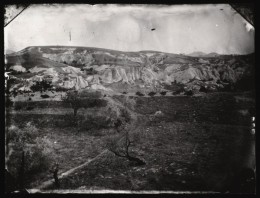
[106,119,145,166]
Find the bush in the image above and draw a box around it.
[119,108,132,123]
[30,80,53,92]
[160,91,167,96]
[122,92,127,94]
[6,123,57,184]
[41,94,50,98]
[184,90,194,96]
[136,91,144,96]
[199,86,208,93]
[172,90,180,95]
[55,86,70,92]
[148,92,156,97]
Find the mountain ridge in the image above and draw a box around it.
[5,46,255,95]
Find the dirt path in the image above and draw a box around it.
[34,149,110,190]
[34,96,146,190]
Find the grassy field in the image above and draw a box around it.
[5,91,255,192]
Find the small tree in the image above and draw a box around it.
[148,91,156,97]
[160,91,167,96]
[6,123,56,191]
[62,90,82,117]
[50,163,60,188]
[30,80,53,93]
[62,90,104,117]
[105,112,145,166]
[136,91,144,97]
[62,90,104,132]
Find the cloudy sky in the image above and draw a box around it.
[4,4,254,54]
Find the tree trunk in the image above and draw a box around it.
[5,169,16,193]
[53,170,60,188]
[18,151,25,190]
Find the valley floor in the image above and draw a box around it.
[5,91,255,193]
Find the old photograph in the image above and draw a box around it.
[4,3,255,194]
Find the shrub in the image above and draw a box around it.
[184,90,194,96]
[136,91,144,96]
[55,86,70,92]
[6,123,57,185]
[160,91,167,96]
[148,92,156,97]
[119,108,132,123]
[122,92,127,94]
[199,86,208,93]
[30,80,53,92]
[172,90,180,95]
[41,94,50,98]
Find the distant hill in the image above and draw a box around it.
[5,49,15,55]
[204,52,220,57]
[5,46,255,94]
[187,51,221,57]
[187,51,207,57]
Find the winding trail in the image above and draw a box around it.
[34,149,110,190]
[33,95,146,190]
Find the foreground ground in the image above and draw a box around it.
[5,91,255,192]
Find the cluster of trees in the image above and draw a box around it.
[5,123,57,192]
[30,80,53,93]
[62,90,145,165]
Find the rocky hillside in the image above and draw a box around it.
[5,46,255,95]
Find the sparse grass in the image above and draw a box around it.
[6,122,111,188]
[48,120,252,191]
[6,91,255,192]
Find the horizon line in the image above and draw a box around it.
[5,45,255,56]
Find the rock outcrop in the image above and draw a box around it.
[6,46,254,93]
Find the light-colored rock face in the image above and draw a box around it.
[6,46,254,93]
[62,66,83,75]
[10,65,26,72]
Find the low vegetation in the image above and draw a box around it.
[148,92,156,97]
[136,91,145,97]
[160,91,167,96]
[30,80,53,93]
[6,123,57,189]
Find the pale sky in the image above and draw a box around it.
[4,4,255,54]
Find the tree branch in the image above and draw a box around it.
[110,149,127,158]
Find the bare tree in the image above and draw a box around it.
[106,118,145,166]
[50,163,60,188]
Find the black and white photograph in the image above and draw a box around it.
[4,3,255,194]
